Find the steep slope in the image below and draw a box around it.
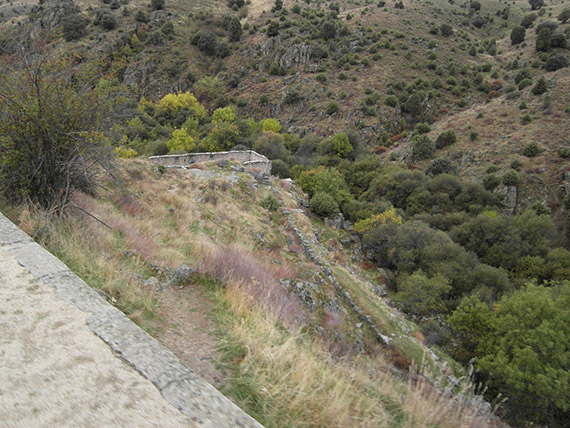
[13,158,502,427]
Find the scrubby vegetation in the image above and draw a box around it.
[1,0,570,426]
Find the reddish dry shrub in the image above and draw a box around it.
[390,133,402,143]
[71,192,160,263]
[190,163,207,170]
[414,331,426,343]
[322,309,342,329]
[390,349,412,371]
[107,216,160,262]
[201,245,304,327]
[373,146,389,154]
[489,80,503,91]
[111,191,143,216]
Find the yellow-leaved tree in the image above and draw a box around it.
[353,208,403,234]
[167,129,196,152]
[212,106,235,124]
[260,118,281,133]
[157,92,207,119]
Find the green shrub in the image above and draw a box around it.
[535,28,552,52]
[535,21,558,34]
[414,122,431,135]
[531,77,547,95]
[146,140,169,156]
[404,91,428,117]
[514,68,532,85]
[503,169,521,187]
[426,158,456,176]
[545,55,568,72]
[151,0,165,11]
[62,14,88,41]
[309,191,339,217]
[331,133,353,158]
[394,271,451,316]
[522,142,542,157]
[95,10,117,30]
[266,21,280,37]
[510,26,525,45]
[271,159,290,178]
[326,102,339,115]
[384,95,399,107]
[284,88,303,104]
[557,146,570,159]
[435,129,457,149]
[260,194,280,211]
[558,7,570,23]
[521,13,537,28]
[510,159,523,170]
[550,34,568,49]
[135,9,149,22]
[315,73,327,83]
[196,31,217,56]
[440,23,453,37]
[518,78,533,90]
[483,174,501,191]
[411,134,435,160]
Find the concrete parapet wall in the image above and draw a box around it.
[0,212,265,428]
[150,150,272,176]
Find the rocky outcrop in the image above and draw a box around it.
[246,36,322,72]
[28,0,79,38]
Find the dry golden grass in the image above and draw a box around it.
[217,281,495,428]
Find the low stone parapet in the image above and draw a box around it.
[150,150,272,176]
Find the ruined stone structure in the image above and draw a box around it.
[149,150,272,176]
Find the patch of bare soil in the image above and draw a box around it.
[245,0,273,18]
[152,283,223,388]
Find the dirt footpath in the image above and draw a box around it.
[0,213,263,428]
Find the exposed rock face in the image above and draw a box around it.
[162,264,195,289]
[247,36,321,72]
[277,43,314,69]
[148,10,176,26]
[122,59,159,93]
[29,0,79,38]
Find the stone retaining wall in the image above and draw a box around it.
[149,150,272,176]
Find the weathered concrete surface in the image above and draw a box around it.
[0,212,264,428]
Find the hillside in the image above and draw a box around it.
[2,0,568,209]
[1,0,570,426]
[10,158,499,427]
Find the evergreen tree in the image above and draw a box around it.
[510,26,525,45]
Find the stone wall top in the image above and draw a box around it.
[149,150,272,176]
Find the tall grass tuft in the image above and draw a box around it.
[198,243,304,328]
